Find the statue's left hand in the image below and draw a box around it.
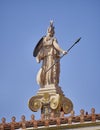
[36,57,40,63]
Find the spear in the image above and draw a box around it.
[45,37,81,73]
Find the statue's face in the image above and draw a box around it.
[47,32,54,37]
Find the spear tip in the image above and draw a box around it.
[75,37,81,44]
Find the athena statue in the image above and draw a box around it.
[33,21,67,88]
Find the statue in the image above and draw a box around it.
[28,21,81,118]
[33,21,67,87]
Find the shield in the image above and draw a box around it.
[33,36,45,57]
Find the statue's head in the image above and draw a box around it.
[47,20,55,37]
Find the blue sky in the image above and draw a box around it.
[0,0,100,122]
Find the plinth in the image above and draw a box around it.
[28,84,73,119]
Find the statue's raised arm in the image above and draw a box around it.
[33,21,66,88]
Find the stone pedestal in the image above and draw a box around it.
[37,84,64,96]
[28,84,73,117]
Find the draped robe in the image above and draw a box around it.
[36,36,64,87]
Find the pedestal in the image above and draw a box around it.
[37,84,64,96]
[28,84,73,118]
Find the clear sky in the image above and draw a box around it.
[0,0,100,122]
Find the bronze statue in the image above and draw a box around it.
[33,21,67,87]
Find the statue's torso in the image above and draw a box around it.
[42,37,59,57]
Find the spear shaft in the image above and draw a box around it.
[45,37,81,73]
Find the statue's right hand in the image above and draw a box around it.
[62,51,67,55]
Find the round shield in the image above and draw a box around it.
[33,36,45,57]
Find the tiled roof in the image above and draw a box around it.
[0,108,100,130]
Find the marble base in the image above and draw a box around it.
[37,84,64,96]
